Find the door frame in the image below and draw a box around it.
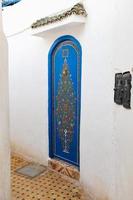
[48,35,82,166]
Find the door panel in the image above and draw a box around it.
[49,37,81,167]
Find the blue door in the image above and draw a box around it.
[48,35,82,167]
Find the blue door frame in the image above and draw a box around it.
[48,35,82,167]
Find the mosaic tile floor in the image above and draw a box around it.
[11,154,89,200]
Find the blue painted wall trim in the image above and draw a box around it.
[48,35,82,167]
[2,0,21,7]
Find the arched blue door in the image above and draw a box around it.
[48,35,82,167]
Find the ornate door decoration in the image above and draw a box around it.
[56,51,76,153]
[49,35,82,167]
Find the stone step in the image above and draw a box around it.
[48,158,80,180]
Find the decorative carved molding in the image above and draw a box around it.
[31,3,87,29]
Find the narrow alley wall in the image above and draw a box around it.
[0,1,10,199]
[2,0,133,200]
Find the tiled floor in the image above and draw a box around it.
[11,154,89,200]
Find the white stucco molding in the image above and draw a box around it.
[31,15,86,37]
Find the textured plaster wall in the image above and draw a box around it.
[0,2,10,199]
[2,0,133,199]
[112,1,133,199]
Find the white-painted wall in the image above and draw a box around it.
[0,1,10,199]
[2,0,133,199]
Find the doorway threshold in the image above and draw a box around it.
[48,158,80,180]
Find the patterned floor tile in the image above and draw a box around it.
[11,154,89,200]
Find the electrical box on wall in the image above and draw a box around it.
[114,71,132,109]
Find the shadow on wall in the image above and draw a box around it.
[83,179,113,200]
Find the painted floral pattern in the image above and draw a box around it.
[56,58,76,153]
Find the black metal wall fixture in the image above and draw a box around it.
[114,73,123,105]
[123,72,132,109]
[114,71,132,109]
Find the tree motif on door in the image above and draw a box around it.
[56,56,76,153]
